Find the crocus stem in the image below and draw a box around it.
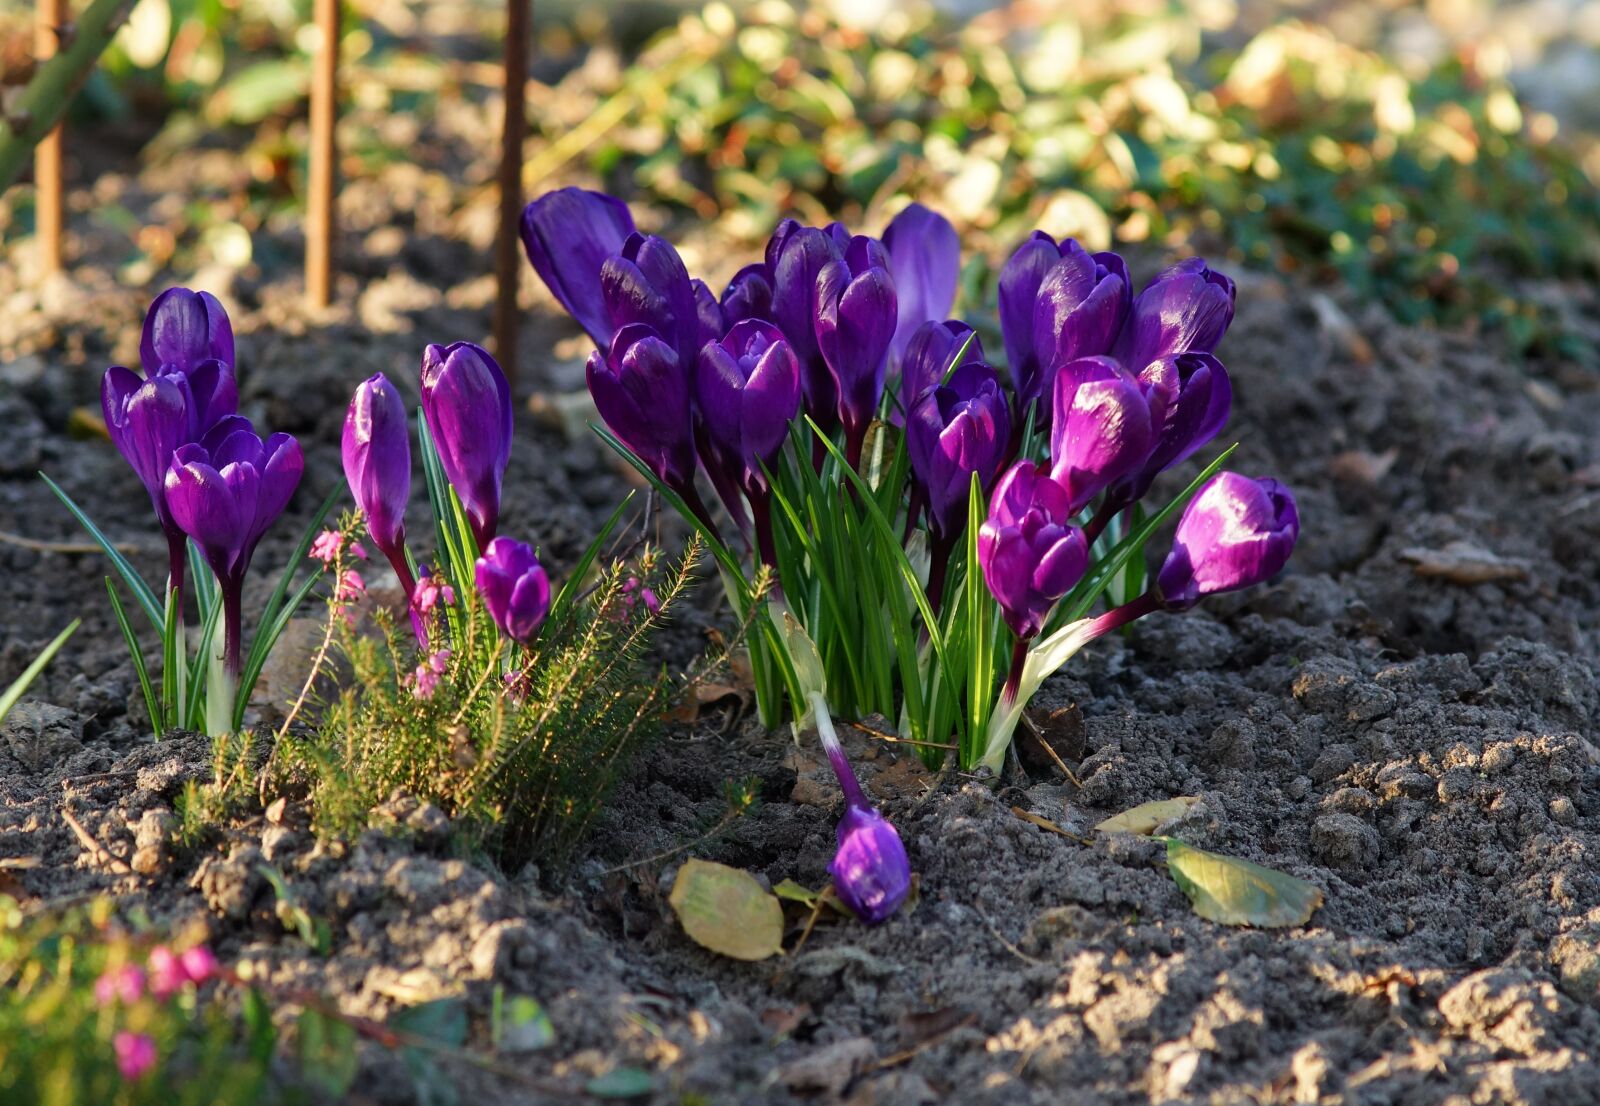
[1083,589,1161,638]
[1001,636,1028,703]
[677,481,723,545]
[809,690,869,812]
[844,422,867,473]
[205,576,243,736]
[924,530,958,615]
[165,532,187,616]
[1083,499,1127,547]
[902,487,924,545]
[748,486,781,577]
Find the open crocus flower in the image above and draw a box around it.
[1048,356,1154,514]
[978,462,1090,639]
[601,232,702,373]
[139,287,235,376]
[520,187,636,349]
[1111,256,1236,373]
[768,222,847,430]
[475,537,552,646]
[881,202,960,369]
[1156,472,1299,610]
[907,362,1011,544]
[815,235,897,466]
[897,319,982,418]
[420,341,512,552]
[999,233,1128,417]
[1105,351,1233,512]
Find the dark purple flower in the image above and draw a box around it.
[897,319,982,416]
[475,536,552,646]
[821,738,910,925]
[1110,352,1232,506]
[139,287,235,376]
[101,368,190,533]
[165,425,304,672]
[342,372,416,602]
[1048,356,1153,513]
[692,279,725,350]
[906,362,1011,541]
[1111,257,1235,373]
[882,202,960,368]
[600,232,701,374]
[520,187,636,349]
[695,320,801,493]
[719,263,774,327]
[815,236,897,460]
[588,324,696,491]
[420,342,513,552]
[768,223,846,425]
[1156,472,1298,610]
[979,462,1090,639]
[998,233,1128,416]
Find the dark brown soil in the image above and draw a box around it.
[4,92,1600,1106]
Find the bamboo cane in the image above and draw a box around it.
[305,0,339,308]
[34,0,65,277]
[493,0,532,383]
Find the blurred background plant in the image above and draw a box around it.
[1,0,1594,359]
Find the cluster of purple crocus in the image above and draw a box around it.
[339,343,551,653]
[522,188,1301,924]
[102,289,304,722]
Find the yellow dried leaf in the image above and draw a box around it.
[1164,839,1323,928]
[1095,796,1201,835]
[669,859,783,961]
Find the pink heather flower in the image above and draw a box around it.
[413,567,456,613]
[335,570,366,603]
[310,529,342,565]
[179,945,218,985]
[641,586,661,615]
[350,541,369,561]
[411,664,440,700]
[428,649,451,674]
[147,946,185,999]
[503,668,531,706]
[114,1031,158,1081]
[93,964,146,1007]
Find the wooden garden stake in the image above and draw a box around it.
[305,0,339,308]
[34,0,65,277]
[494,0,532,382]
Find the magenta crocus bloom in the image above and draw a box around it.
[897,319,982,418]
[520,187,636,349]
[342,371,418,612]
[1108,351,1233,508]
[815,235,897,465]
[475,537,552,646]
[139,287,235,376]
[1110,256,1236,373]
[420,341,513,552]
[906,362,1011,543]
[768,222,847,428]
[1048,356,1154,513]
[600,232,702,374]
[978,462,1090,639]
[1156,472,1299,610]
[114,1032,158,1081]
[695,320,802,495]
[587,324,698,494]
[719,262,775,328]
[881,202,960,368]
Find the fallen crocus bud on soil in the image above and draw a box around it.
[1156,472,1300,610]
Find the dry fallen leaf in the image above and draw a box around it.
[669,859,784,961]
[1163,838,1322,928]
[1399,541,1530,584]
[1096,796,1201,835]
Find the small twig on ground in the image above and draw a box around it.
[260,596,340,804]
[594,804,747,876]
[844,717,957,752]
[872,1013,979,1071]
[1020,712,1082,788]
[975,906,1046,966]
[786,883,838,960]
[61,807,131,874]
[1009,805,1093,846]
[0,528,143,555]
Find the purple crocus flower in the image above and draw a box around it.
[164,423,304,675]
[342,372,418,621]
[420,341,513,553]
[1156,472,1299,610]
[101,370,191,537]
[475,536,552,646]
[978,462,1090,639]
[815,236,897,466]
[906,362,1011,543]
[719,263,774,327]
[820,733,911,925]
[1048,356,1153,513]
[881,202,960,368]
[696,320,802,567]
[897,319,982,417]
[1111,257,1236,373]
[139,287,235,376]
[998,234,1128,417]
[520,187,636,349]
[692,279,725,350]
[768,223,846,429]
[1107,351,1233,509]
[600,232,701,375]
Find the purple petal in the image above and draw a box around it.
[520,188,636,348]
[883,203,960,367]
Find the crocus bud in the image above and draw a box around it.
[521,187,636,349]
[979,462,1090,639]
[881,202,960,368]
[101,368,190,532]
[1048,356,1153,513]
[475,537,552,646]
[1111,352,1232,506]
[600,232,701,373]
[420,341,513,552]
[588,324,696,491]
[1156,472,1298,610]
[1111,257,1235,373]
[815,236,897,457]
[768,224,845,425]
[342,373,411,562]
[816,710,911,926]
[140,287,235,376]
[906,362,1011,541]
[999,234,1128,415]
[719,263,774,327]
[695,319,802,494]
[897,319,982,416]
